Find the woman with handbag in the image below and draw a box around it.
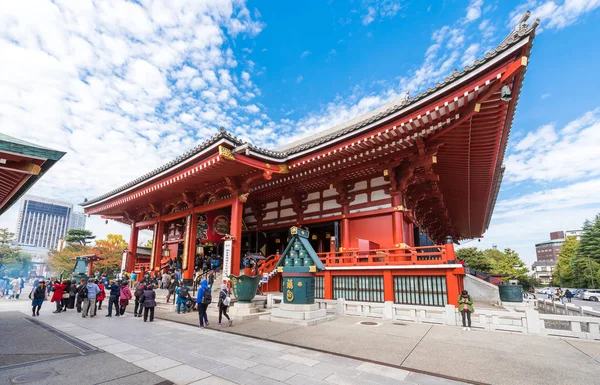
[51,280,66,313]
[30,280,47,317]
[61,280,71,311]
[217,283,232,327]
[458,290,474,331]
[119,281,133,316]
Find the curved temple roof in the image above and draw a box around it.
[82,13,539,241]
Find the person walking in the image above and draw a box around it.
[67,280,77,309]
[82,279,100,318]
[10,277,20,300]
[176,283,191,314]
[166,275,178,304]
[17,277,24,299]
[106,280,121,317]
[208,270,215,293]
[458,290,474,331]
[119,281,133,316]
[140,285,156,322]
[96,280,106,310]
[196,279,211,328]
[51,279,66,313]
[0,277,6,298]
[217,283,232,327]
[556,288,564,304]
[565,289,573,303]
[133,280,146,317]
[75,280,86,313]
[130,271,137,288]
[61,280,72,311]
[161,272,170,290]
[30,280,47,317]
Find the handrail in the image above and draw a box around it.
[315,245,451,267]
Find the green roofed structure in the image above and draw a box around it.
[0,133,66,216]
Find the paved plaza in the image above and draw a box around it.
[2,295,600,385]
[1,297,466,385]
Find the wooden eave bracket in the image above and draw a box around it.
[0,160,41,175]
[219,145,289,175]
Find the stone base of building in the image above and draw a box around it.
[260,303,335,326]
[225,301,269,321]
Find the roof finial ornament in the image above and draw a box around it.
[219,126,226,134]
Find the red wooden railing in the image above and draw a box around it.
[315,245,452,267]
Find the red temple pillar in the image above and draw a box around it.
[183,213,198,280]
[230,195,244,276]
[126,222,138,273]
[150,221,164,271]
[323,271,333,300]
[341,205,350,250]
[391,193,405,247]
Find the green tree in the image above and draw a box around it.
[456,247,492,272]
[553,236,579,286]
[65,229,96,247]
[493,248,529,282]
[0,228,32,276]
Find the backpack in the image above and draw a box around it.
[80,286,88,299]
[135,285,145,297]
[180,286,189,298]
[202,289,212,305]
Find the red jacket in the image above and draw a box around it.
[97,283,106,301]
[51,283,66,302]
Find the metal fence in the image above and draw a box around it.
[393,275,448,306]
[315,276,324,299]
[332,276,384,302]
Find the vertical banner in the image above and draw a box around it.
[120,250,127,273]
[149,222,158,270]
[223,239,233,281]
[182,214,191,270]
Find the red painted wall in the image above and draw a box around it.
[348,215,394,249]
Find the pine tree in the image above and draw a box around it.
[65,229,96,247]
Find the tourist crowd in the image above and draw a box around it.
[14,270,232,328]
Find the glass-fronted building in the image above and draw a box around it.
[16,195,73,250]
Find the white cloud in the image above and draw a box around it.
[361,0,404,25]
[0,0,265,239]
[296,75,303,84]
[465,0,484,22]
[505,107,600,182]
[244,104,260,114]
[541,93,551,99]
[300,50,311,58]
[509,0,600,31]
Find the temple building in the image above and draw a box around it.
[81,14,539,307]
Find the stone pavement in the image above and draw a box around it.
[147,300,600,385]
[0,297,465,385]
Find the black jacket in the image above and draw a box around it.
[33,286,46,299]
[108,283,120,297]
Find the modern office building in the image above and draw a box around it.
[535,230,582,262]
[68,211,87,231]
[16,195,73,250]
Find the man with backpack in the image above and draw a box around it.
[133,280,146,317]
[176,283,191,314]
[195,279,211,328]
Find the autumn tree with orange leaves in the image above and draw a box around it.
[92,234,128,277]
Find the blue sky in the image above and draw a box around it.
[0,0,599,265]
